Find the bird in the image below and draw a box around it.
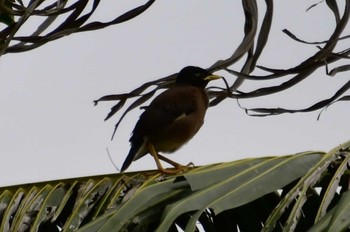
[121,66,222,174]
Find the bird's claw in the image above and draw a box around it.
[186,162,195,168]
[171,162,195,174]
[156,162,195,175]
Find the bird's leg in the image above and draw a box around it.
[147,144,191,174]
[157,154,182,168]
[147,143,177,174]
[147,143,165,171]
[157,154,194,170]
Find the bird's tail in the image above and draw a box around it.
[120,140,146,172]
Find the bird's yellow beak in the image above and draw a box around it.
[204,74,222,81]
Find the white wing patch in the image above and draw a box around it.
[174,113,187,122]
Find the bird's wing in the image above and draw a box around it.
[134,86,207,137]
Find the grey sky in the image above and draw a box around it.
[1,1,349,186]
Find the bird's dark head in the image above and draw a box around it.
[176,66,221,88]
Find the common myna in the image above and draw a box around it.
[121,66,222,174]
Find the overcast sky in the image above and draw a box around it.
[1,1,349,187]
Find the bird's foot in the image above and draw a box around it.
[185,162,195,168]
[158,162,195,174]
[180,162,195,172]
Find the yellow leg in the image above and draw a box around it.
[157,154,182,168]
[147,143,194,174]
[158,154,194,169]
[147,143,166,172]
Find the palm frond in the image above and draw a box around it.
[1,141,350,231]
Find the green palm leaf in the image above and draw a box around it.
[1,141,349,231]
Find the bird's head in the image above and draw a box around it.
[176,66,222,88]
